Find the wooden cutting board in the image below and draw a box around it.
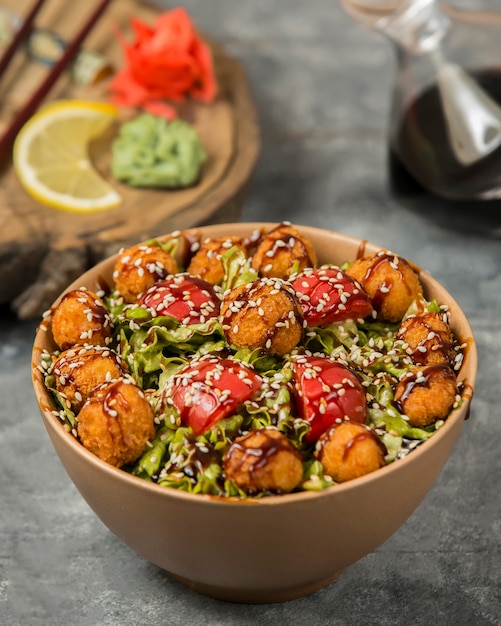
[0,0,260,318]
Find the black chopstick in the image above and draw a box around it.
[0,0,113,164]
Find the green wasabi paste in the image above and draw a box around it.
[111,114,207,189]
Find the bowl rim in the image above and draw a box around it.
[32,221,478,508]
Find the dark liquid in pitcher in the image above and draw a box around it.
[389,68,501,235]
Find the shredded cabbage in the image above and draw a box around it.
[43,242,461,499]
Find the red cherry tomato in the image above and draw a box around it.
[291,355,368,443]
[170,357,262,436]
[138,274,220,324]
[292,267,373,326]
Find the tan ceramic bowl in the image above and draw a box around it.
[32,223,477,603]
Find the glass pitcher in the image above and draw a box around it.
[342,0,501,232]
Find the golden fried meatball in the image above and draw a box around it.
[113,242,178,303]
[51,288,113,350]
[252,223,317,279]
[397,311,455,366]
[52,346,126,412]
[346,251,422,323]
[224,428,303,494]
[77,378,156,467]
[394,364,458,428]
[187,236,247,285]
[315,421,387,483]
[220,277,304,355]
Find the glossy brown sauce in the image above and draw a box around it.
[95,275,112,295]
[255,225,315,275]
[400,314,450,364]
[263,301,301,345]
[461,383,474,402]
[270,232,311,267]
[397,364,453,404]
[55,349,122,385]
[226,432,294,474]
[459,336,474,362]
[356,239,368,260]
[363,254,414,311]
[101,382,129,442]
[461,383,475,421]
[57,289,110,333]
[183,445,219,477]
[224,280,301,343]
[342,431,372,461]
[342,429,387,461]
[183,232,201,266]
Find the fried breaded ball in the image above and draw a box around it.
[346,251,422,323]
[77,378,156,467]
[52,346,126,412]
[394,364,458,428]
[220,277,304,355]
[113,242,178,303]
[252,223,317,279]
[187,236,247,285]
[51,288,113,350]
[315,421,387,483]
[224,428,303,494]
[397,311,455,366]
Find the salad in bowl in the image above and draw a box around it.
[37,222,468,499]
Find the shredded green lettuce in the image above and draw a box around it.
[118,293,451,494]
[367,379,436,440]
[301,459,335,491]
[116,314,226,387]
[43,372,78,430]
[220,245,259,291]
[43,256,459,499]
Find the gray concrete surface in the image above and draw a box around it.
[1,0,500,624]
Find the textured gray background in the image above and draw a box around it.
[1,0,501,624]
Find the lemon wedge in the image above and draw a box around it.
[13,100,122,213]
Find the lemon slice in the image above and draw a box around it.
[13,100,122,213]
